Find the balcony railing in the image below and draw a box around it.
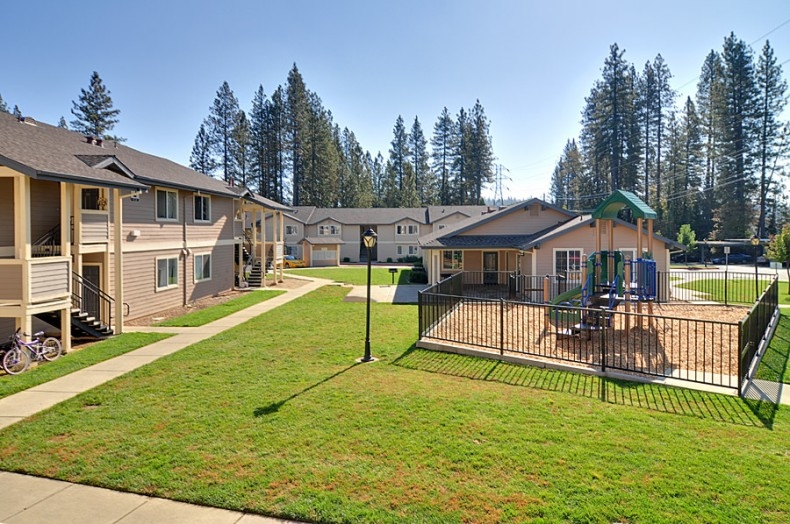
[0,257,71,305]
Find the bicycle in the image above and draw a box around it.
[2,328,62,375]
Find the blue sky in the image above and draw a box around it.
[2,0,788,202]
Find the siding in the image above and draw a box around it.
[121,188,184,243]
[186,195,234,242]
[0,178,13,248]
[123,250,184,320]
[81,212,109,243]
[30,259,70,302]
[465,206,569,236]
[533,224,669,275]
[187,244,234,303]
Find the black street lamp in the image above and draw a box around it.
[751,235,760,300]
[360,228,378,363]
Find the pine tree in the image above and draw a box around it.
[57,116,68,129]
[12,105,22,119]
[70,71,122,140]
[755,40,788,238]
[388,115,410,206]
[550,139,584,209]
[232,110,251,187]
[652,55,675,214]
[0,93,8,113]
[286,64,310,205]
[248,85,268,195]
[695,50,725,239]
[370,152,386,207]
[207,81,241,184]
[468,100,495,204]
[189,121,216,175]
[303,93,339,207]
[409,117,435,205]
[451,108,472,204]
[430,107,455,205]
[714,33,758,240]
[338,128,374,208]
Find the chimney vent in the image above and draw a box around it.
[96,138,104,147]
[85,136,95,145]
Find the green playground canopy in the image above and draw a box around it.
[592,190,657,220]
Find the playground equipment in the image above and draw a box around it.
[546,190,659,337]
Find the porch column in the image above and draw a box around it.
[237,206,244,286]
[278,211,284,282]
[259,209,266,287]
[113,189,124,334]
[636,218,643,259]
[60,183,73,353]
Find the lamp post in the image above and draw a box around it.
[360,228,377,363]
[751,235,760,301]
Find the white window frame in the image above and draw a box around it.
[553,248,583,282]
[285,225,299,236]
[396,224,419,236]
[156,189,178,221]
[194,253,212,282]
[318,224,341,236]
[442,250,463,270]
[194,194,211,223]
[156,256,178,290]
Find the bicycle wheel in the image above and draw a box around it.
[3,347,30,375]
[41,337,63,361]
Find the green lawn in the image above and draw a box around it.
[756,309,790,384]
[155,290,285,327]
[675,277,773,304]
[0,286,787,523]
[285,266,416,285]
[0,332,172,399]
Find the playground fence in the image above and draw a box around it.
[418,272,779,394]
[658,270,775,305]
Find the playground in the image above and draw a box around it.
[418,192,779,393]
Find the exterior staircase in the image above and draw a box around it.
[247,260,263,288]
[35,308,114,339]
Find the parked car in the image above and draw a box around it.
[283,255,306,268]
[711,253,752,265]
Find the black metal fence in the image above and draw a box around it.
[419,271,780,393]
[658,270,775,305]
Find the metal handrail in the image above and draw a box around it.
[72,272,130,331]
[32,224,61,257]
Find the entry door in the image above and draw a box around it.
[82,265,101,318]
[483,252,498,284]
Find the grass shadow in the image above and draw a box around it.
[254,364,358,417]
[393,347,776,428]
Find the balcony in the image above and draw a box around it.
[0,257,71,306]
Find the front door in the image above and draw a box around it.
[82,265,101,319]
[483,252,498,285]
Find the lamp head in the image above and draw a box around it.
[362,228,377,248]
[751,235,760,246]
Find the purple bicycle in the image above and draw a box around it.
[2,328,62,375]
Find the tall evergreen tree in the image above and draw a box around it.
[248,85,268,195]
[12,105,22,119]
[409,116,435,204]
[207,81,241,184]
[389,115,409,195]
[755,40,788,238]
[286,64,310,205]
[232,110,251,187]
[652,54,675,214]
[70,71,122,140]
[0,93,8,113]
[451,107,472,204]
[467,100,495,204]
[714,33,758,240]
[265,86,288,201]
[550,139,584,209]
[370,152,386,207]
[57,116,68,129]
[695,50,725,238]
[303,93,339,207]
[430,107,455,205]
[189,120,216,175]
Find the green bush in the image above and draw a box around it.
[409,266,428,283]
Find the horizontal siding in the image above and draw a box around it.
[187,244,234,303]
[30,259,70,301]
[123,250,184,320]
[120,189,184,243]
[81,212,109,243]
[186,196,234,242]
[30,179,61,242]
[466,206,569,236]
[0,265,22,300]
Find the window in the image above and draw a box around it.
[397,245,419,256]
[156,189,178,220]
[194,253,211,282]
[396,224,419,235]
[285,225,298,236]
[442,250,463,270]
[554,249,582,278]
[82,188,101,210]
[194,195,211,222]
[156,257,178,290]
[318,224,341,236]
